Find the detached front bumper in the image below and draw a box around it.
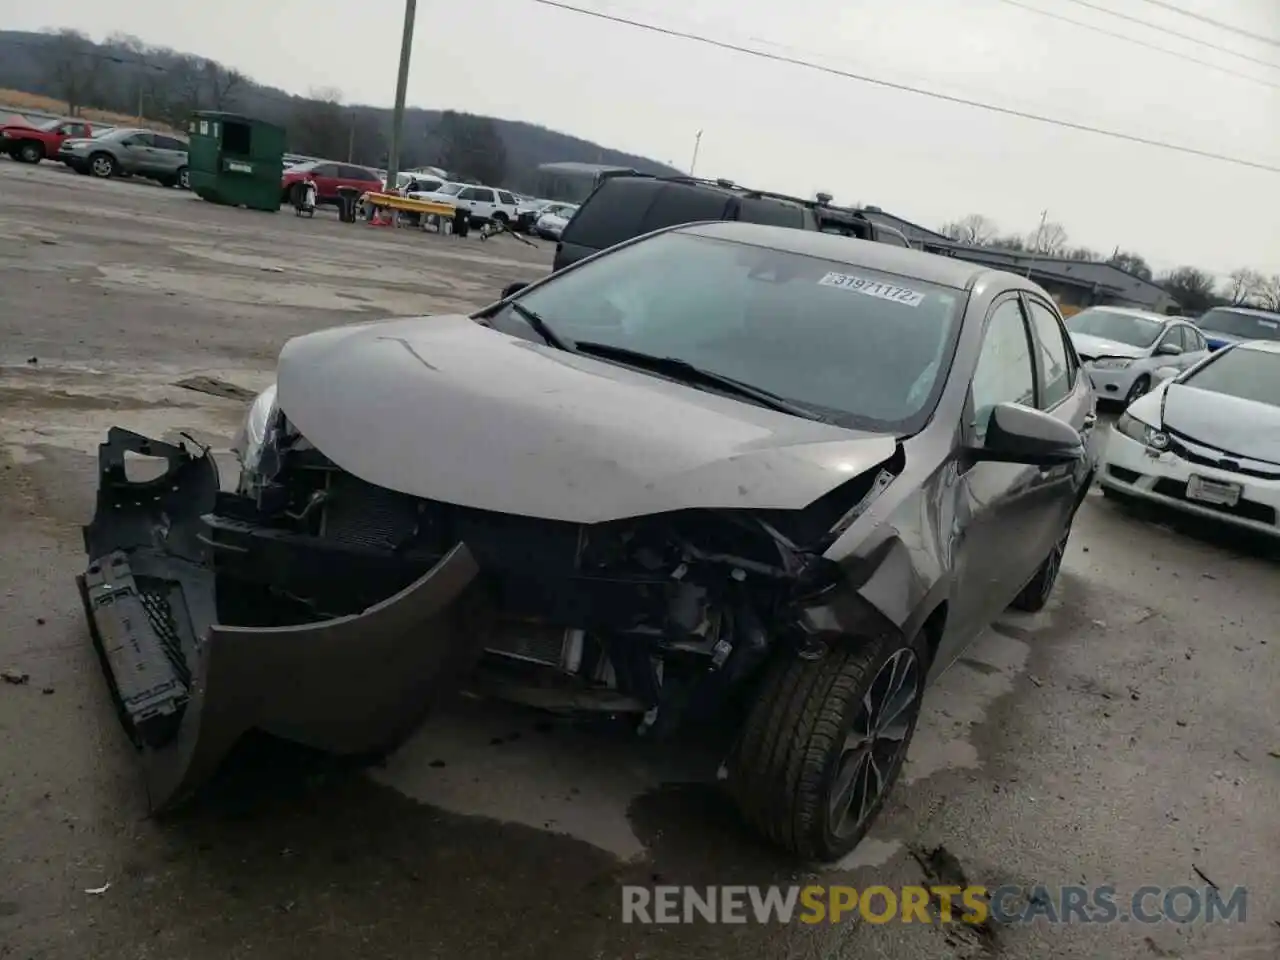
[78,428,482,811]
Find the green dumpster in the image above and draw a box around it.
[187,111,286,212]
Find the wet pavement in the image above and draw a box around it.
[1,160,1277,959]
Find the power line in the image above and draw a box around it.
[1128,0,1280,50]
[992,0,1280,90]
[528,0,1280,175]
[1054,0,1280,71]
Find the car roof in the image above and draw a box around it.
[1235,340,1280,355]
[1079,305,1172,322]
[1205,305,1280,319]
[676,220,997,290]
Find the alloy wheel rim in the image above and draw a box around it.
[828,648,922,839]
[92,157,111,176]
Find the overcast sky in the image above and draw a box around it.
[4,0,1278,277]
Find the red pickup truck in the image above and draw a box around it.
[0,116,95,164]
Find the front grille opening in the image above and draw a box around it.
[1108,465,1141,484]
[136,578,193,686]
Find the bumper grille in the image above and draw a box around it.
[320,472,420,549]
[137,579,193,687]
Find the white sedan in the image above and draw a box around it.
[1065,307,1209,405]
[1098,340,1280,539]
[533,202,579,240]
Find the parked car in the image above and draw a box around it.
[516,198,554,232]
[533,202,579,240]
[0,116,95,164]
[62,128,191,188]
[552,174,912,272]
[410,182,521,227]
[78,220,1093,860]
[1064,307,1208,404]
[1193,305,1280,351]
[1099,340,1280,539]
[56,125,113,164]
[280,160,382,206]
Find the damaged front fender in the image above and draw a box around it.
[78,428,481,812]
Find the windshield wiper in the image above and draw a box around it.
[508,302,575,351]
[573,341,829,422]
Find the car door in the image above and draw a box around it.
[470,188,497,219]
[151,135,186,174]
[118,132,156,173]
[1152,324,1185,370]
[1023,295,1095,535]
[947,295,1048,646]
[310,163,342,201]
[1174,324,1207,368]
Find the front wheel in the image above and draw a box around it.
[176,166,190,190]
[89,153,117,178]
[1125,375,1151,404]
[726,629,928,861]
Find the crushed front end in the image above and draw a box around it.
[80,399,902,811]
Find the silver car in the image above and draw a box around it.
[63,127,191,189]
[1065,306,1209,404]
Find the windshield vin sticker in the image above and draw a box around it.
[818,272,926,307]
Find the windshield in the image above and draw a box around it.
[501,231,963,431]
[36,118,63,132]
[436,183,464,196]
[1196,308,1280,341]
[1181,346,1280,407]
[1065,309,1163,348]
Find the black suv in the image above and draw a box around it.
[552,174,910,272]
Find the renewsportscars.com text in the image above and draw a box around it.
[621,884,1247,925]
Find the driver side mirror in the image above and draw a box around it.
[1156,341,1183,356]
[971,403,1084,467]
[501,281,530,300]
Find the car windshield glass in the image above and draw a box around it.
[37,118,63,131]
[1065,309,1162,348]
[437,183,464,196]
[503,232,963,432]
[1196,308,1280,341]
[1181,347,1280,407]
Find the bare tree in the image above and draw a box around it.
[988,234,1027,251]
[203,61,245,110]
[940,213,998,246]
[1160,267,1218,314]
[1258,275,1280,311]
[43,28,98,115]
[1224,268,1266,306]
[1066,246,1099,261]
[1029,221,1069,255]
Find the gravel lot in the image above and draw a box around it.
[1,159,1277,960]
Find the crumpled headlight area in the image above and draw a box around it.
[1115,411,1166,448]
[232,382,279,479]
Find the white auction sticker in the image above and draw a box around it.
[818,272,926,307]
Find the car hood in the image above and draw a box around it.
[1068,333,1146,359]
[1159,382,1280,464]
[275,315,898,524]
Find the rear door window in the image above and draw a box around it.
[560,177,664,250]
[498,190,516,205]
[736,197,806,229]
[638,183,730,233]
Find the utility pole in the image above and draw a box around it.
[385,0,418,191]
[1034,209,1048,252]
[689,130,703,177]
[347,111,356,163]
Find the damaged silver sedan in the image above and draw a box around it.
[79,221,1095,860]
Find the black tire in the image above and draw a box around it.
[16,141,44,164]
[89,152,117,178]
[726,628,929,861]
[1125,375,1151,404]
[492,211,509,224]
[176,167,190,190]
[1010,524,1070,612]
